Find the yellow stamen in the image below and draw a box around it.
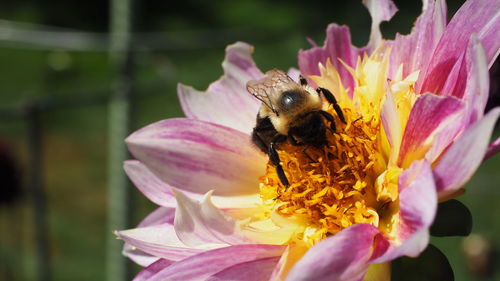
[259,106,386,242]
[251,44,419,247]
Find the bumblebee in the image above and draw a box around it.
[246,69,345,187]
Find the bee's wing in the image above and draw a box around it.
[246,69,296,114]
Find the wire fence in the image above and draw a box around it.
[0,0,135,280]
[0,19,286,52]
[0,8,280,281]
[0,2,297,280]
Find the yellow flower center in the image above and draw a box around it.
[251,45,420,247]
[259,106,389,244]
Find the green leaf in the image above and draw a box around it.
[391,244,454,281]
[430,199,472,237]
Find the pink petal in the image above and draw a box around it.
[374,159,437,262]
[123,245,159,267]
[434,107,500,198]
[286,224,383,281]
[206,257,280,281]
[425,36,492,162]
[268,244,308,281]
[138,206,176,227]
[126,118,266,197]
[124,160,261,209]
[417,0,500,95]
[133,259,174,281]
[298,0,397,93]
[484,137,500,160]
[362,0,398,51]
[424,116,465,164]
[381,90,401,149]
[124,160,177,207]
[122,207,175,266]
[116,224,207,261]
[287,67,301,82]
[177,42,262,134]
[389,0,446,78]
[173,190,249,247]
[439,50,465,97]
[143,244,286,281]
[461,35,490,125]
[298,24,362,93]
[398,93,464,168]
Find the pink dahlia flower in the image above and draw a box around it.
[116,0,500,280]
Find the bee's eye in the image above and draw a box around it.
[280,90,303,111]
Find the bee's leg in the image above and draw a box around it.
[269,134,289,187]
[288,129,316,163]
[319,110,336,133]
[317,87,346,124]
[287,128,301,146]
[301,145,317,163]
[252,130,269,152]
[299,75,308,86]
[288,134,300,146]
[252,116,277,152]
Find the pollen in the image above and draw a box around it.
[259,105,394,243]
[254,46,417,246]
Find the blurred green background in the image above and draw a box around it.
[0,0,499,280]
